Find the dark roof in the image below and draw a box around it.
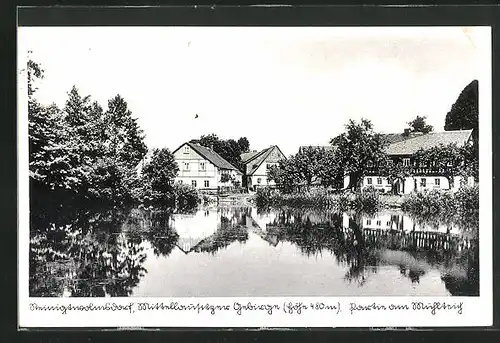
[380,132,424,145]
[385,130,473,156]
[242,145,285,176]
[241,151,260,163]
[175,142,242,173]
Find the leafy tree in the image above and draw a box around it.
[316,148,344,188]
[445,80,478,133]
[413,143,475,188]
[330,119,388,190]
[267,159,300,193]
[405,115,433,135]
[141,148,179,205]
[237,137,250,153]
[28,62,84,195]
[27,58,44,97]
[28,60,148,204]
[104,95,148,169]
[444,79,479,164]
[381,159,412,195]
[191,134,250,171]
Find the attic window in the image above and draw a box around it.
[184,146,189,154]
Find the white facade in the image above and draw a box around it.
[173,143,242,190]
[361,175,475,194]
[249,161,279,188]
[245,146,286,190]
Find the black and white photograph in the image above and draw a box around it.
[17,23,492,327]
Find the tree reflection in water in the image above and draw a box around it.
[29,198,179,297]
[260,208,479,295]
[30,199,479,297]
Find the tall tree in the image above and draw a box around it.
[405,115,433,135]
[141,148,180,205]
[267,159,301,194]
[104,95,148,169]
[445,80,479,158]
[330,119,388,190]
[28,61,83,194]
[445,80,478,133]
[237,137,250,153]
[191,134,250,171]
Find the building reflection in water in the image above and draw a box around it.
[30,203,479,297]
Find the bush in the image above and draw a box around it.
[401,185,479,219]
[173,183,200,211]
[255,186,382,213]
[455,184,479,217]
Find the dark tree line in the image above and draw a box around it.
[28,59,148,205]
[28,59,199,209]
[190,134,250,172]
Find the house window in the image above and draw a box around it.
[192,180,197,188]
[421,178,426,187]
[377,177,382,185]
[386,221,391,226]
[204,180,209,188]
[183,146,189,154]
[199,162,205,171]
[403,158,410,166]
[367,178,373,185]
[184,162,190,171]
[257,178,262,184]
[376,220,381,226]
[366,220,371,225]
[435,178,440,186]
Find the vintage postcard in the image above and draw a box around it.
[18,24,492,328]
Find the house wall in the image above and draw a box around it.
[173,144,219,189]
[361,214,401,231]
[362,176,392,192]
[248,147,285,188]
[219,169,243,188]
[360,175,474,194]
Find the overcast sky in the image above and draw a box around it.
[18,26,488,157]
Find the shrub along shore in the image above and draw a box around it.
[255,186,383,214]
[255,185,479,219]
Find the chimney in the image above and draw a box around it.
[403,128,410,136]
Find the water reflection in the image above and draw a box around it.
[30,204,479,297]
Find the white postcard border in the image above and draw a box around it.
[17,26,493,328]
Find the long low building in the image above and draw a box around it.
[172,142,243,190]
[361,129,475,194]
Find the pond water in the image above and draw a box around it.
[29,205,479,297]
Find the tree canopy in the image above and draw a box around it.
[190,133,250,171]
[445,80,478,133]
[330,119,388,190]
[405,115,433,135]
[28,59,149,204]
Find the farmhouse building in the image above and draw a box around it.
[363,129,475,194]
[241,145,286,190]
[172,142,242,190]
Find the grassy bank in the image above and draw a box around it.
[256,185,479,220]
[401,185,479,219]
[255,187,383,213]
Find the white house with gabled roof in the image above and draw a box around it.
[172,142,243,190]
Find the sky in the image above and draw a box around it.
[18,26,488,157]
